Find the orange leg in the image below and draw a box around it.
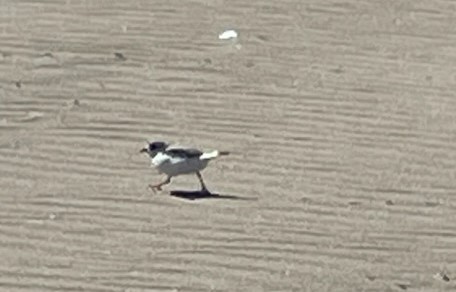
[149,176,171,192]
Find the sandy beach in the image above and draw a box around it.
[0,1,455,291]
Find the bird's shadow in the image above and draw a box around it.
[169,190,256,201]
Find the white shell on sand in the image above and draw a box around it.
[218,29,238,40]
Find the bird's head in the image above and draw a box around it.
[140,141,169,156]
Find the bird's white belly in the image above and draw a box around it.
[155,157,209,176]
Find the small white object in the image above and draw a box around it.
[219,29,238,40]
[433,272,450,282]
[49,213,56,220]
[21,111,44,122]
[27,111,44,118]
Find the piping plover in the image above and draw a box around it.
[140,141,229,193]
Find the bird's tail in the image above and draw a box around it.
[200,150,230,160]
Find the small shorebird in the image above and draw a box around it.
[140,141,229,193]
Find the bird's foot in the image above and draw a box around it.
[200,188,211,195]
[148,184,163,193]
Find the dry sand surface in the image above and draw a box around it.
[1,1,456,291]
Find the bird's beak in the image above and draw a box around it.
[139,148,148,153]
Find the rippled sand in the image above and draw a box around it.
[1,1,455,291]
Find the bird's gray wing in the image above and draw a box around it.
[165,148,203,159]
